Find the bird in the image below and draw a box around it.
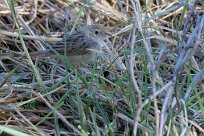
[1,25,111,66]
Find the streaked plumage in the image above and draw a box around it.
[30,25,109,65]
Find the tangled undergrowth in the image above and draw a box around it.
[0,0,203,136]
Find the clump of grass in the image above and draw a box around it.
[0,0,203,136]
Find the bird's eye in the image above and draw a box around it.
[95,30,99,34]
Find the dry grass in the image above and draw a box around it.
[0,0,204,136]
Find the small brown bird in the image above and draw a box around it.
[1,25,110,66]
[30,25,110,65]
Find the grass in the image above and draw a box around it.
[0,0,203,136]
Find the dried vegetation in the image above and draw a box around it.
[0,0,204,136]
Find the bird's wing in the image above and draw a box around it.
[52,35,98,56]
